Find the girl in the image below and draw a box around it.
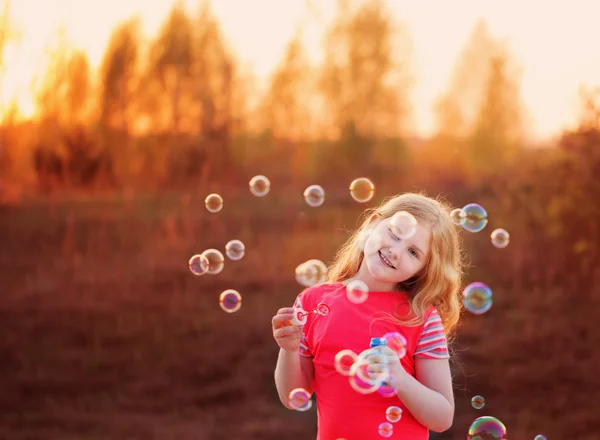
[272,192,464,439]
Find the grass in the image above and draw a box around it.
[0,189,598,439]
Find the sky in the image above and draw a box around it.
[2,0,600,140]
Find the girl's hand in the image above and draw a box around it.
[272,307,305,353]
[366,346,409,390]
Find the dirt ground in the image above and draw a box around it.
[1,191,598,439]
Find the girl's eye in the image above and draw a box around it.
[409,249,418,258]
[388,229,399,240]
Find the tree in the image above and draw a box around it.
[433,20,525,176]
[143,1,194,134]
[318,0,413,140]
[99,17,141,136]
[261,31,314,141]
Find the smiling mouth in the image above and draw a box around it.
[378,251,396,269]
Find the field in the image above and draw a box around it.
[1,188,598,439]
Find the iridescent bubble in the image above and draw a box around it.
[355,348,389,386]
[491,228,510,248]
[205,193,223,213]
[295,259,328,287]
[201,249,225,275]
[378,422,394,438]
[462,203,488,233]
[376,385,397,398]
[382,332,408,358]
[346,280,369,304]
[296,399,313,412]
[385,405,402,423]
[463,282,493,315]
[357,230,370,251]
[349,177,375,203]
[304,185,325,207]
[364,230,384,257]
[219,289,241,313]
[249,175,270,197]
[334,349,357,376]
[390,211,418,239]
[289,388,311,410]
[225,239,245,261]
[188,254,209,276]
[467,416,507,439]
[471,395,486,409]
[348,366,381,394]
[450,208,467,226]
[534,435,547,440]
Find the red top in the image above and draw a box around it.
[294,282,448,440]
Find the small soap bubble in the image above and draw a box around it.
[378,422,394,438]
[188,254,209,276]
[304,185,325,207]
[385,406,403,423]
[348,361,381,394]
[205,193,223,213]
[491,228,510,248]
[450,208,467,226]
[534,435,547,440]
[346,280,369,304]
[390,211,418,240]
[355,348,389,386]
[225,239,245,261]
[349,177,375,203]
[289,388,311,410]
[202,249,225,275]
[334,349,358,376]
[357,230,370,251]
[471,395,485,409]
[462,203,488,233]
[219,289,241,313]
[463,282,493,315]
[296,399,313,412]
[382,332,407,358]
[295,259,328,287]
[249,175,270,197]
[467,416,507,439]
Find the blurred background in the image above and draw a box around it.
[0,0,599,438]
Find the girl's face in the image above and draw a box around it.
[357,216,432,292]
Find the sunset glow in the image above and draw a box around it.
[3,0,600,140]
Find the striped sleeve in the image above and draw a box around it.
[414,309,449,359]
[293,295,313,358]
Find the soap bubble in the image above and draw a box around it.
[334,349,357,376]
[471,395,485,409]
[225,239,245,261]
[202,249,225,275]
[346,280,369,304]
[378,422,393,438]
[450,208,467,226]
[219,289,241,313]
[295,259,328,287]
[463,282,493,315]
[304,185,325,207]
[289,388,311,410]
[467,416,507,439]
[534,435,547,440]
[249,175,270,197]
[349,177,375,203]
[491,228,510,248]
[188,254,209,276]
[390,211,418,239]
[385,406,402,423]
[462,203,488,233]
[382,332,408,358]
[205,193,223,213]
